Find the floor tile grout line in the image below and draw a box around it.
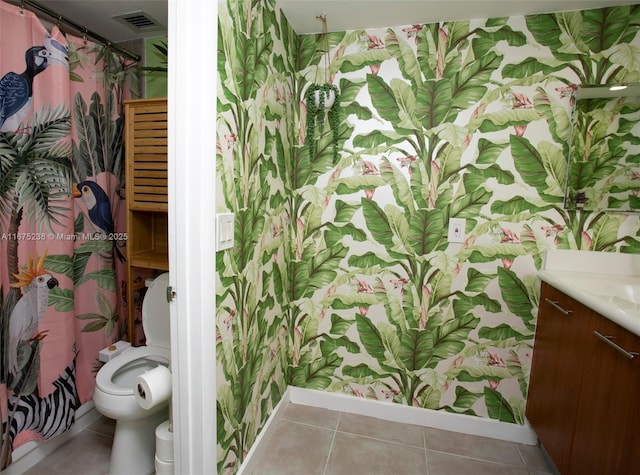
[515,444,555,474]
[331,428,426,450]
[425,447,528,469]
[280,416,339,432]
[423,427,430,475]
[83,428,114,440]
[515,443,529,469]
[322,412,340,475]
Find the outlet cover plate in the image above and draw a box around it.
[448,218,466,243]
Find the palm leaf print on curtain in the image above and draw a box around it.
[0,2,137,468]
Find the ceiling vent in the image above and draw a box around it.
[112,11,164,33]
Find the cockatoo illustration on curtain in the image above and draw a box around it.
[0,35,68,132]
[73,180,126,262]
[8,251,59,375]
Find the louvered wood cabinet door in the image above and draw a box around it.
[125,98,168,211]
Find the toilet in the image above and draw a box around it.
[93,273,171,475]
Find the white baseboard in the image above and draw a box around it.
[236,388,292,475]
[238,386,538,473]
[1,401,101,475]
[287,386,538,445]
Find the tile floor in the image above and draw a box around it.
[20,415,115,475]
[250,403,558,475]
[13,403,557,475]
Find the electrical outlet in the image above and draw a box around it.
[447,218,466,243]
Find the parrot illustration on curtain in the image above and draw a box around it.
[8,251,59,375]
[0,35,68,132]
[73,180,126,262]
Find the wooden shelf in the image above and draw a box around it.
[124,98,168,345]
[129,250,169,270]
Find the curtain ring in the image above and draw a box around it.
[82,27,88,45]
[19,1,24,14]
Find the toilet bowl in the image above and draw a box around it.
[93,273,171,475]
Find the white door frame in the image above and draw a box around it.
[167,1,217,473]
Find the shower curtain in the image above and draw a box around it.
[0,1,136,467]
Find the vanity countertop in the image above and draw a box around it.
[537,250,640,337]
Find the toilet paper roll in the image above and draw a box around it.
[155,420,174,462]
[135,365,172,410]
[155,455,174,475]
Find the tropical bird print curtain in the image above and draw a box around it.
[0,2,135,467]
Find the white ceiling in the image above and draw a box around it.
[13,0,168,42]
[8,0,640,44]
[280,0,640,34]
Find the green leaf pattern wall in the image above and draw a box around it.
[216,1,640,472]
[216,0,296,471]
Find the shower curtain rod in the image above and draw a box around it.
[15,0,141,62]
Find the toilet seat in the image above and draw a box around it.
[95,346,170,396]
[95,272,171,397]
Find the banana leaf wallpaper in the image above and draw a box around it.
[216,0,295,471]
[567,90,640,211]
[216,1,640,472]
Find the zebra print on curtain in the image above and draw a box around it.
[0,1,138,468]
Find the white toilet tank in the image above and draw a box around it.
[143,273,171,350]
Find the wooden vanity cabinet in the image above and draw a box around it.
[123,98,168,344]
[527,282,640,475]
[569,312,640,475]
[526,284,590,474]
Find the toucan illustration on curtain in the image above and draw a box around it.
[0,36,68,133]
[74,180,126,263]
[8,251,59,375]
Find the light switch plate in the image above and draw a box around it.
[216,213,234,251]
[447,218,466,243]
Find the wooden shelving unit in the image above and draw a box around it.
[124,97,168,344]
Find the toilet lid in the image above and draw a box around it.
[143,273,170,349]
